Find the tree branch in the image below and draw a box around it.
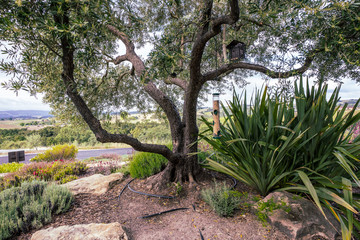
[27,35,62,58]
[106,25,135,52]
[190,0,239,81]
[240,16,272,28]
[106,24,186,154]
[202,49,324,82]
[108,54,128,65]
[165,77,188,90]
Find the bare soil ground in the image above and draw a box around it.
[14,170,290,240]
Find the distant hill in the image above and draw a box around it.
[0,110,52,120]
[338,99,359,107]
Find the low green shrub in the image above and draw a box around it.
[129,152,168,178]
[0,161,88,191]
[30,144,78,162]
[0,180,73,239]
[0,162,24,173]
[51,161,88,181]
[201,181,241,217]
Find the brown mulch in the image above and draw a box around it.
[14,170,290,240]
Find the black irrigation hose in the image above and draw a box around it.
[199,229,205,240]
[209,170,238,190]
[118,178,135,200]
[118,178,212,239]
[138,207,189,219]
[127,182,176,199]
[230,177,237,190]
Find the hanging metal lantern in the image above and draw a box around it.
[213,93,221,139]
[226,40,246,62]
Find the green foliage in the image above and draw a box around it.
[54,126,94,145]
[129,152,168,178]
[0,120,171,149]
[0,162,24,173]
[255,197,290,226]
[130,122,171,143]
[118,162,131,177]
[201,181,241,217]
[0,127,60,149]
[202,78,360,239]
[0,129,27,142]
[30,144,78,162]
[1,0,358,129]
[59,175,78,184]
[202,85,304,195]
[51,161,88,181]
[0,161,88,191]
[26,133,42,149]
[109,163,121,174]
[175,182,183,196]
[0,180,73,239]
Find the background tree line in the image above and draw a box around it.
[0,120,171,149]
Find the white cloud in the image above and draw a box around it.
[0,89,50,111]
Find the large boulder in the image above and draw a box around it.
[31,222,128,240]
[260,191,340,240]
[63,173,124,195]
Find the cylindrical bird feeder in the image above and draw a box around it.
[213,93,221,139]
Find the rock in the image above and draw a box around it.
[260,191,340,240]
[31,222,128,240]
[63,173,124,195]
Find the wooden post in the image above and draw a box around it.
[213,93,221,139]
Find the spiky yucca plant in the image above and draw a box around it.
[201,78,360,240]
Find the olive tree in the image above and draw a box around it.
[0,0,359,187]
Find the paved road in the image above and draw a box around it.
[0,148,134,164]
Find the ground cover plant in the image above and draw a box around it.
[93,161,123,175]
[202,78,360,239]
[0,162,24,173]
[0,180,73,239]
[83,153,127,175]
[255,197,291,226]
[30,144,78,162]
[0,160,88,191]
